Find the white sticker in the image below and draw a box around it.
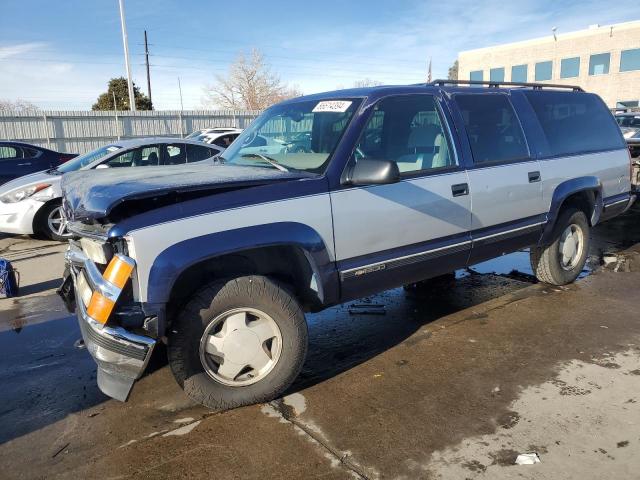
[312,100,352,113]
[107,146,120,152]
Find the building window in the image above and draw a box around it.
[511,64,527,82]
[620,48,640,72]
[489,67,505,82]
[560,57,580,78]
[617,100,639,108]
[535,61,552,81]
[470,70,483,82]
[589,53,610,75]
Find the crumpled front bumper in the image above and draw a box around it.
[64,245,156,401]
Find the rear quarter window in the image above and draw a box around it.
[524,91,624,157]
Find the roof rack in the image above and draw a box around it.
[428,79,584,92]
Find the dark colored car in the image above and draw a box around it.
[0,141,77,184]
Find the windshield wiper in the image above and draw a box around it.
[240,153,289,172]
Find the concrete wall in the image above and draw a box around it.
[0,110,261,154]
[458,21,640,107]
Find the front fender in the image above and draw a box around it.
[145,222,337,306]
[540,176,602,245]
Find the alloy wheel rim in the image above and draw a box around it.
[47,206,71,238]
[559,223,584,271]
[199,307,282,386]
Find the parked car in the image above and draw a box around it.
[615,112,640,157]
[198,128,244,148]
[0,138,222,241]
[0,141,76,185]
[187,127,242,141]
[59,81,635,409]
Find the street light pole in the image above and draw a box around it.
[118,0,136,111]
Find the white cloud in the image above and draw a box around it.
[0,42,48,60]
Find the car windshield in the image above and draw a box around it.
[57,145,121,173]
[220,98,361,173]
[185,130,204,139]
[616,115,640,128]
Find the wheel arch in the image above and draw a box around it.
[146,222,338,317]
[31,196,62,234]
[540,177,602,245]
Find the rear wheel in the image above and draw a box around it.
[168,275,308,410]
[34,201,72,242]
[530,207,590,285]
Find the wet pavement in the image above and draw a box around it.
[1,206,640,479]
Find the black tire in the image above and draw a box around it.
[167,275,308,410]
[530,207,590,285]
[34,201,71,242]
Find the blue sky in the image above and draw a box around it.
[1,0,639,110]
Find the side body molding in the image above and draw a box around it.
[145,222,338,306]
[540,176,602,245]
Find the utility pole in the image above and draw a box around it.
[144,30,153,109]
[118,0,136,111]
[177,77,184,111]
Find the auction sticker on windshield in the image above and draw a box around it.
[313,101,352,113]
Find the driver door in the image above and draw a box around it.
[330,94,472,300]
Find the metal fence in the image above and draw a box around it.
[0,110,261,154]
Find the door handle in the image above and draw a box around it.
[451,183,469,197]
[17,162,32,166]
[528,171,541,183]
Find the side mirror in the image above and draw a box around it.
[344,159,400,186]
[95,164,110,169]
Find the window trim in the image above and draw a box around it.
[344,92,462,182]
[451,92,532,168]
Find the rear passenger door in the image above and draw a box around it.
[331,94,472,300]
[452,93,545,265]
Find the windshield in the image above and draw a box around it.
[57,145,121,173]
[221,98,361,173]
[185,130,204,139]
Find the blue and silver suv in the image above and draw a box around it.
[60,81,635,409]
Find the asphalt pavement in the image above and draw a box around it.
[1,207,640,479]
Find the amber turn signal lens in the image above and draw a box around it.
[103,254,134,289]
[87,292,115,325]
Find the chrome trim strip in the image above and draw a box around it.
[603,198,629,208]
[473,221,545,242]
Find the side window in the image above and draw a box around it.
[22,147,39,158]
[164,143,187,165]
[213,135,236,148]
[0,146,19,160]
[524,91,624,156]
[186,144,217,163]
[105,145,160,168]
[139,146,161,166]
[106,149,135,168]
[454,94,529,164]
[356,95,455,174]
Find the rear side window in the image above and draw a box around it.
[454,94,529,164]
[524,91,624,157]
[0,146,19,160]
[186,144,217,162]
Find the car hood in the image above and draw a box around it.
[62,163,313,221]
[0,170,60,195]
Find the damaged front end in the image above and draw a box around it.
[60,235,156,401]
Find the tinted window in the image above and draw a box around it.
[454,94,529,164]
[0,146,19,160]
[490,67,505,82]
[212,134,237,148]
[560,57,580,78]
[355,95,455,174]
[620,48,640,72]
[470,70,483,82]
[524,91,624,156]
[164,143,187,165]
[589,53,610,75]
[535,61,552,81]
[511,64,527,83]
[105,145,161,168]
[186,144,216,162]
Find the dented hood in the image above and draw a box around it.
[62,163,311,221]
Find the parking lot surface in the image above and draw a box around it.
[1,207,640,479]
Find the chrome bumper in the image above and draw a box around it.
[65,245,156,401]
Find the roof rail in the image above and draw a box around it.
[429,79,584,92]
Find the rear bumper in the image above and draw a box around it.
[65,245,156,401]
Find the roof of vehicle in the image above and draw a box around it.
[278,80,587,105]
[108,137,224,149]
[0,140,55,151]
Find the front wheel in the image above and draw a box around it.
[34,201,73,242]
[168,276,308,410]
[530,207,590,285]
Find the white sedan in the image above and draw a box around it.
[0,138,222,241]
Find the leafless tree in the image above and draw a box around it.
[204,49,302,110]
[0,99,39,112]
[353,78,383,88]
